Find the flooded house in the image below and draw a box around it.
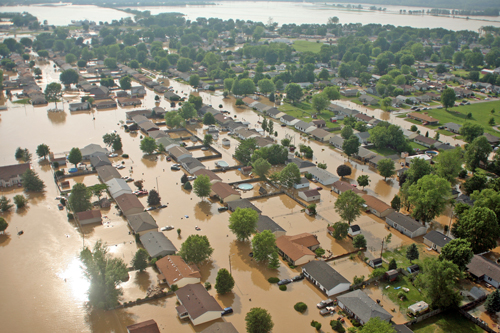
[127,212,158,236]
[126,319,160,333]
[337,290,393,325]
[90,155,112,169]
[302,261,350,296]
[168,146,192,162]
[140,231,177,258]
[331,180,363,195]
[256,215,286,238]
[276,233,319,266]
[115,193,144,216]
[201,322,238,333]
[385,212,428,239]
[308,168,339,186]
[286,158,316,174]
[156,255,201,288]
[298,189,321,202]
[80,144,108,160]
[0,163,31,187]
[96,165,121,183]
[180,157,206,174]
[75,210,102,225]
[362,194,394,218]
[105,178,133,199]
[175,284,223,326]
[293,177,310,190]
[210,182,240,203]
[193,169,222,183]
[227,199,261,214]
[69,101,91,112]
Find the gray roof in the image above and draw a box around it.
[456,194,474,207]
[298,177,309,185]
[303,261,349,290]
[308,168,339,183]
[127,212,158,233]
[227,199,262,214]
[266,108,281,116]
[337,290,393,324]
[355,132,370,140]
[469,286,486,300]
[281,114,296,122]
[294,120,313,129]
[386,212,425,233]
[467,255,500,283]
[287,157,316,170]
[423,230,451,248]
[329,135,345,146]
[444,122,462,132]
[96,165,121,182]
[257,215,285,234]
[140,231,177,258]
[80,144,108,158]
[181,156,205,171]
[90,155,111,168]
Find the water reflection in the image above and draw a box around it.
[57,257,90,303]
[47,110,67,125]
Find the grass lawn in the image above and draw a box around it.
[425,101,500,137]
[292,40,323,53]
[382,244,435,270]
[13,98,30,104]
[409,141,427,151]
[278,102,343,129]
[369,146,398,156]
[411,310,484,333]
[381,275,428,312]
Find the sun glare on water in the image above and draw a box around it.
[57,257,90,303]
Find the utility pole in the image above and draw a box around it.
[156,176,159,195]
[229,254,232,275]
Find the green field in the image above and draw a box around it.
[369,147,398,156]
[382,244,436,271]
[411,310,484,333]
[278,102,343,129]
[292,40,323,53]
[409,141,428,151]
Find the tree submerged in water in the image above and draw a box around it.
[80,240,128,310]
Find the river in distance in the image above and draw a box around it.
[1,1,500,30]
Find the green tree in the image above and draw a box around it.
[0,196,13,212]
[279,163,301,188]
[13,194,27,209]
[165,112,185,128]
[353,234,367,249]
[229,207,259,241]
[147,189,161,206]
[441,87,456,110]
[140,137,157,155]
[80,240,128,309]
[258,79,275,95]
[337,164,352,179]
[311,93,329,113]
[323,86,340,100]
[59,69,79,86]
[179,234,214,264]
[44,82,62,109]
[188,95,202,110]
[252,230,280,269]
[485,289,500,313]
[434,147,463,185]
[460,122,484,143]
[189,74,200,87]
[193,175,211,200]
[342,136,360,160]
[377,158,395,180]
[67,147,82,168]
[215,268,235,294]
[131,248,149,271]
[245,307,274,333]
[285,83,303,104]
[21,169,45,192]
[240,78,256,95]
[252,158,271,179]
[465,136,492,172]
[179,102,197,120]
[335,190,365,225]
[452,207,499,253]
[261,118,268,134]
[391,194,401,212]
[357,175,370,189]
[439,239,473,271]
[341,125,353,139]
[388,258,397,270]
[406,243,419,263]
[382,97,392,110]
[119,76,131,90]
[330,222,349,240]
[0,217,8,234]
[408,174,450,223]
[203,112,215,125]
[69,183,92,213]
[419,258,462,309]
[203,134,213,146]
[36,143,50,159]
[359,317,396,333]
[234,138,257,165]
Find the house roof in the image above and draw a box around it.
[0,163,30,182]
[393,324,415,333]
[256,215,285,234]
[76,210,102,222]
[356,147,377,159]
[355,113,373,122]
[308,168,339,183]
[484,133,500,144]
[175,283,223,320]
[201,322,239,333]
[80,144,108,157]
[157,136,180,148]
[350,225,361,232]
[310,128,332,139]
[105,178,132,198]
[355,132,371,140]
[332,180,363,194]
[194,169,222,182]
[294,120,313,129]
[254,136,274,148]
[456,194,474,206]
[168,146,191,159]
[140,121,160,132]
[414,135,438,146]
[387,212,425,233]
[150,130,169,139]
[211,182,240,199]
[115,193,144,215]
[156,255,201,285]
[281,114,296,122]
[423,230,451,248]
[337,290,393,323]
[444,122,462,132]
[181,157,205,171]
[302,260,349,290]
[329,135,345,146]
[362,195,392,213]
[227,199,261,213]
[140,231,177,258]
[408,112,438,123]
[126,319,161,333]
[96,165,121,182]
[287,157,316,170]
[90,155,111,168]
[276,234,317,262]
[300,189,320,198]
[467,255,500,282]
[127,212,158,233]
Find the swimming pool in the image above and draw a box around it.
[425,150,438,156]
[238,183,254,190]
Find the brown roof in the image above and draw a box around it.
[115,193,144,215]
[76,210,102,221]
[194,169,222,182]
[175,284,223,320]
[301,189,320,198]
[214,113,230,123]
[289,233,320,248]
[332,180,363,194]
[201,322,239,333]
[362,195,392,213]
[276,233,317,262]
[211,182,240,199]
[408,112,438,123]
[126,319,161,333]
[156,255,201,285]
[0,163,30,182]
[414,135,438,145]
[242,97,255,104]
[168,146,190,159]
[310,128,332,139]
[467,255,500,282]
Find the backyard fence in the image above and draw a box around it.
[458,309,496,333]
[406,309,443,326]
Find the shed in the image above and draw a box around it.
[369,258,383,268]
[348,225,361,238]
[385,269,399,282]
[407,264,420,274]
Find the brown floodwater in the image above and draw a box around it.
[0,59,431,332]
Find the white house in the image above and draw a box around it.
[348,225,361,238]
[294,120,315,133]
[385,212,428,238]
[308,168,339,186]
[0,163,31,187]
[298,189,321,202]
[294,177,310,189]
[280,114,300,126]
[467,255,500,288]
[176,284,223,326]
[423,230,451,253]
[302,261,350,296]
[286,158,316,173]
[105,178,133,199]
[180,157,206,174]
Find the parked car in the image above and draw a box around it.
[166,157,171,161]
[187,176,197,181]
[161,226,174,231]
[201,146,209,151]
[315,187,323,191]
[221,307,233,316]
[159,204,167,209]
[218,206,228,212]
[145,207,157,211]
[171,165,180,171]
[317,299,334,309]
[277,279,292,286]
[249,252,254,257]
[116,165,125,169]
[320,307,335,316]
[291,275,304,282]
[438,126,444,130]
[109,153,118,157]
